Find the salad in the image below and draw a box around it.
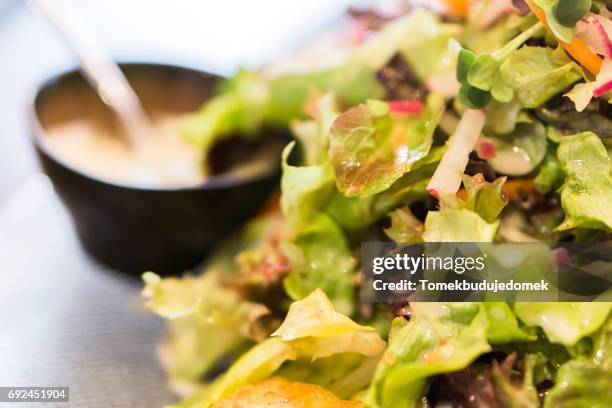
[142,0,612,406]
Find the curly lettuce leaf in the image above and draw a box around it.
[191,289,385,407]
[277,353,380,399]
[485,302,537,344]
[365,303,491,407]
[280,142,334,234]
[280,93,341,233]
[181,71,269,154]
[291,93,338,166]
[423,174,505,242]
[329,94,444,197]
[326,147,442,232]
[544,314,612,407]
[534,146,564,194]
[514,302,612,345]
[384,207,424,243]
[556,132,612,231]
[423,208,500,242]
[545,358,612,407]
[189,337,295,407]
[272,289,386,359]
[142,271,269,383]
[438,173,508,223]
[282,213,355,315]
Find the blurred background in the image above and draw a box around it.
[0,0,358,200]
[0,1,357,406]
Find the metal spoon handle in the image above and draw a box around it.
[27,0,154,149]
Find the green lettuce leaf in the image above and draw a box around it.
[280,93,341,233]
[423,208,500,242]
[498,46,582,108]
[492,353,541,407]
[485,302,537,344]
[290,93,338,166]
[438,173,508,223]
[142,271,269,383]
[272,288,386,359]
[277,353,380,399]
[556,132,612,231]
[544,313,612,407]
[280,142,334,234]
[514,302,612,345]
[189,289,385,407]
[324,193,377,232]
[423,174,505,242]
[384,207,424,243]
[181,71,270,155]
[534,146,564,194]
[545,359,612,407]
[188,337,295,407]
[365,303,491,407]
[329,94,444,197]
[282,213,355,315]
[326,148,442,232]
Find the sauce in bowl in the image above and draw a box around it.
[32,64,287,273]
[42,113,206,187]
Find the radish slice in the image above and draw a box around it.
[576,14,612,58]
[576,15,612,59]
[565,58,612,111]
[427,109,486,197]
[594,80,612,96]
[387,100,424,115]
[477,138,496,159]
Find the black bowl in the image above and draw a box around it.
[31,63,284,275]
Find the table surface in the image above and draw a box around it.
[0,175,174,408]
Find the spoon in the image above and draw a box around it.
[27,0,156,152]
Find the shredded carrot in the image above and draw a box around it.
[561,39,603,75]
[503,179,536,200]
[525,0,602,75]
[445,0,469,19]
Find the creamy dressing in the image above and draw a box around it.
[42,113,206,187]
